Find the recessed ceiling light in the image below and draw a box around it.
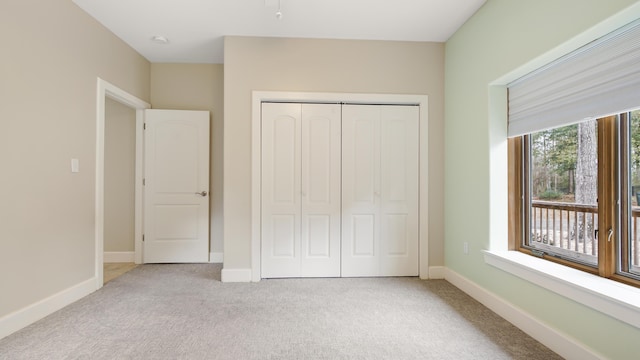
[151,35,169,44]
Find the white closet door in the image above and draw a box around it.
[379,106,419,276]
[300,104,341,277]
[261,103,341,278]
[342,105,419,276]
[341,105,381,276]
[261,103,302,277]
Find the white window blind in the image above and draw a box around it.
[508,19,640,137]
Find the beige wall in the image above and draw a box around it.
[223,36,444,270]
[104,98,136,252]
[150,63,225,255]
[0,0,149,317]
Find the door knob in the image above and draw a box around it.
[195,191,208,197]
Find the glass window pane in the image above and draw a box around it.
[626,110,640,276]
[527,120,598,266]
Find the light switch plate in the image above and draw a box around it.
[71,158,79,173]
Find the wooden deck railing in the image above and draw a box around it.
[531,200,640,270]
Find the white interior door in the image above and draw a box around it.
[342,105,419,276]
[143,109,210,263]
[261,103,341,278]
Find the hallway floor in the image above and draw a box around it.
[103,262,137,283]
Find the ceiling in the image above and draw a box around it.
[72,0,486,64]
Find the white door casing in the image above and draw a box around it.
[261,103,341,277]
[96,78,150,289]
[249,91,429,283]
[341,105,419,277]
[143,109,210,263]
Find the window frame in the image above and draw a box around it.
[616,112,640,284]
[508,115,640,288]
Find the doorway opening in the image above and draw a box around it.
[95,78,150,289]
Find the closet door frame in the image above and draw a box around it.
[251,91,429,282]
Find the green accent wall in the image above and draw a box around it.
[444,0,640,358]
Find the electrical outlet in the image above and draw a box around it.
[463,242,469,255]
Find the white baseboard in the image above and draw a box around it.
[428,266,445,279]
[103,251,135,263]
[444,268,602,360]
[209,252,224,263]
[0,277,97,340]
[221,268,252,282]
[104,252,223,264]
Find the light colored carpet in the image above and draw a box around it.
[0,264,562,360]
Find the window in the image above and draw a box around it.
[524,120,599,267]
[620,110,640,279]
[506,19,640,288]
[510,111,640,287]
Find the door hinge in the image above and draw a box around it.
[143,178,146,186]
[142,234,145,242]
[144,123,147,130]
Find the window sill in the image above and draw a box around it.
[483,250,640,329]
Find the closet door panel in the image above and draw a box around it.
[261,103,302,278]
[342,105,381,276]
[383,214,408,255]
[353,214,376,256]
[301,104,341,277]
[380,106,419,276]
[306,215,331,256]
[272,118,297,204]
[272,215,296,257]
[342,104,419,277]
